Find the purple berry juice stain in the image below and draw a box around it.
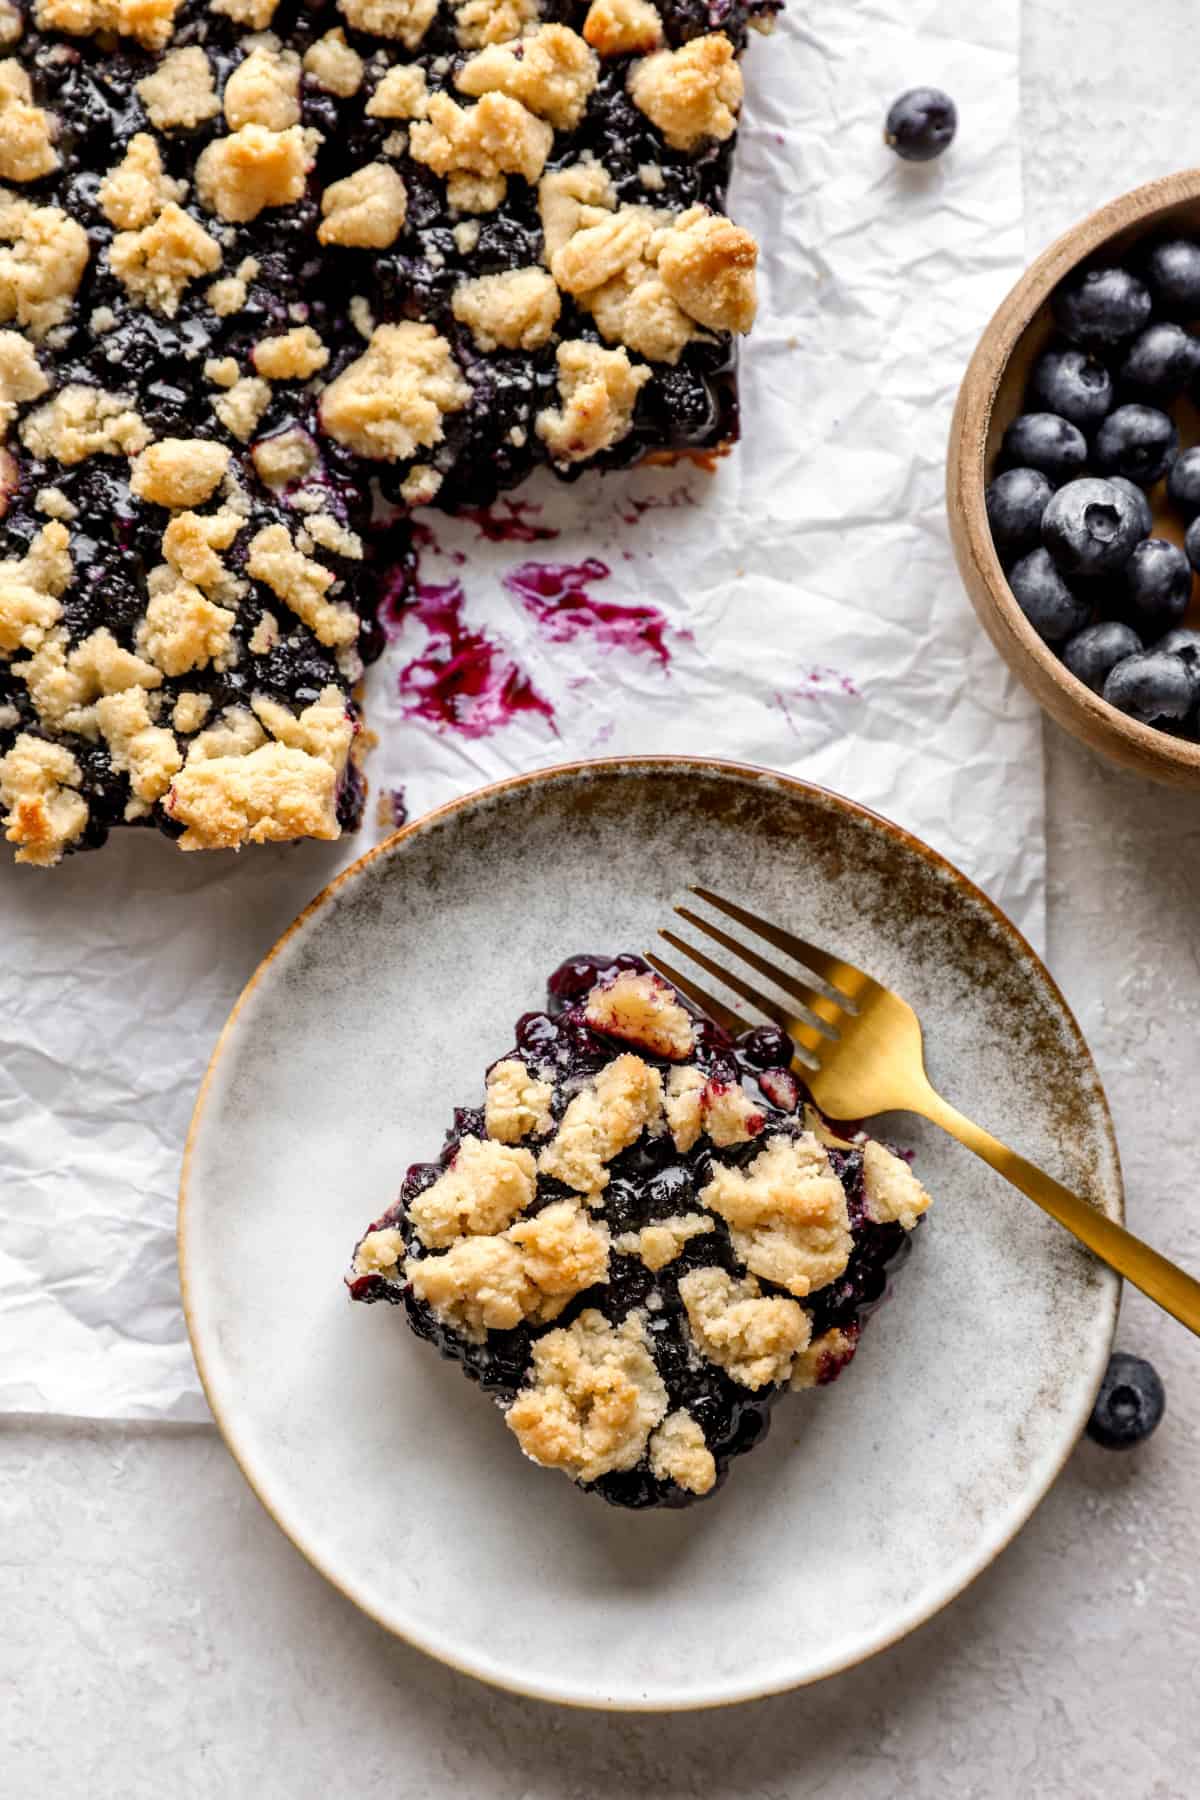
[397,578,556,739]
[503,558,675,666]
[458,498,559,543]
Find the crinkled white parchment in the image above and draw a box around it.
[0,0,1034,1420]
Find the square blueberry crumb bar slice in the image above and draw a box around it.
[0,0,774,865]
[348,956,934,1509]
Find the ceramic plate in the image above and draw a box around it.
[179,760,1121,1711]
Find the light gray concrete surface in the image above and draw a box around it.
[5,4,1200,1795]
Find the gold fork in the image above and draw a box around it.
[648,886,1200,1337]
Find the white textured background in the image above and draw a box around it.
[4,1,1200,1793]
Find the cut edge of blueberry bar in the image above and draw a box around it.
[0,0,777,866]
[348,955,933,1510]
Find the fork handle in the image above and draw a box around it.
[916,1085,1200,1336]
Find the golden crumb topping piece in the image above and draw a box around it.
[862,1140,933,1232]
[137,47,220,131]
[790,1326,858,1392]
[109,202,223,316]
[409,1133,537,1247]
[584,968,696,1059]
[99,133,185,230]
[353,1226,406,1279]
[657,206,757,334]
[0,59,58,184]
[411,1199,609,1339]
[457,24,598,132]
[628,33,742,151]
[318,160,407,248]
[0,328,46,432]
[304,511,363,559]
[35,0,181,51]
[0,519,70,654]
[21,384,150,464]
[136,577,236,676]
[700,1076,765,1147]
[337,0,438,48]
[319,321,469,461]
[648,1409,715,1494]
[251,424,318,488]
[18,624,161,730]
[485,1058,555,1143]
[95,686,182,802]
[538,1052,662,1194]
[303,29,364,97]
[212,0,277,25]
[167,740,342,851]
[366,62,429,119]
[700,1132,852,1297]
[253,324,329,380]
[664,1064,704,1151]
[246,522,358,647]
[409,91,552,213]
[195,124,314,223]
[535,339,649,464]
[172,690,211,735]
[0,194,89,339]
[250,683,353,768]
[162,506,243,593]
[212,374,271,441]
[130,438,230,509]
[399,462,441,505]
[224,43,301,132]
[451,266,559,351]
[613,1211,714,1271]
[537,160,615,263]
[506,1309,666,1480]
[678,1266,810,1390]
[454,0,539,48]
[549,199,655,295]
[0,2,21,44]
[0,732,87,867]
[583,0,661,56]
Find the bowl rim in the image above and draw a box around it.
[948,167,1200,776]
[177,753,1123,1712]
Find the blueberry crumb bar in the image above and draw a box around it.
[348,956,933,1509]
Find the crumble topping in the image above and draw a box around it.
[319,321,470,461]
[535,339,650,464]
[648,1408,715,1494]
[304,511,363,558]
[94,686,181,802]
[627,33,743,151]
[0,59,58,184]
[195,124,314,223]
[166,741,341,850]
[99,134,184,230]
[538,161,616,264]
[184,703,263,759]
[454,0,540,49]
[318,161,407,248]
[172,690,211,734]
[790,1326,858,1391]
[451,266,559,351]
[539,1052,662,1193]
[136,47,220,131]
[484,1058,555,1142]
[505,1309,667,1481]
[253,325,329,380]
[0,731,87,866]
[678,1266,810,1390]
[409,91,552,213]
[250,683,354,767]
[108,200,223,315]
[399,461,441,505]
[700,1132,853,1297]
[212,0,276,24]
[223,43,302,132]
[613,1210,713,1271]
[862,1141,932,1232]
[246,611,277,655]
[0,519,70,653]
[246,522,358,647]
[663,1063,704,1151]
[0,2,20,46]
[456,25,598,133]
[583,0,662,56]
[0,194,90,338]
[130,438,230,509]
[252,426,317,486]
[366,63,429,119]
[33,485,75,520]
[408,1132,537,1246]
[353,1226,406,1278]
[136,578,236,676]
[411,1198,608,1338]
[657,207,757,335]
[162,507,244,593]
[34,0,181,52]
[303,29,364,97]
[584,967,696,1059]
[337,0,438,49]
[20,384,150,464]
[204,356,239,389]
[212,375,271,440]
[0,328,47,431]
[700,1075,765,1147]
[18,624,161,728]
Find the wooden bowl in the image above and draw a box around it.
[947,170,1200,788]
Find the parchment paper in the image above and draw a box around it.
[0,0,1034,1420]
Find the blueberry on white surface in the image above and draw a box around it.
[1110,537,1193,637]
[1142,237,1200,318]
[1167,445,1200,517]
[1086,1352,1165,1450]
[1116,321,1198,401]
[1041,477,1144,577]
[884,88,957,161]
[1028,347,1114,430]
[1092,404,1178,487]
[1061,620,1143,692]
[1102,650,1195,725]
[1007,548,1091,642]
[985,467,1053,558]
[1053,266,1152,348]
[1107,475,1154,539]
[1000,413,1087,487]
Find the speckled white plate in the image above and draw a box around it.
[179,759,1121,1711]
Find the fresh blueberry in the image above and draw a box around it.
[1000,413,1087,487]
[1184,514,1200,572]
[884,87,957,162]
[1154,626,1200,703]
[1167,445,1200,518]
[1093,404,1178,487]
[1116,321,1198,400]
[1107,475,1154,538]
[1142,237,1200,318]
[1053,266,1152,348]
[1086,1351,1165,1450]
[1061,620,1143,692]
[1028,346,1113,430]
[1110,537,1193,636]
[1103,650,1195,725]
[1007,547,1091,641]
[986,467,1053,558]
[1041,477,1145,577]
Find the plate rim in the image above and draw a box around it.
[178,754,1122,1712]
